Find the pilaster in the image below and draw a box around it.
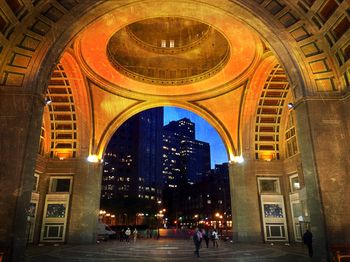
[0,90,45,261]
[294,98,349,261]
[67,159,103,243]
[230,161,262,242]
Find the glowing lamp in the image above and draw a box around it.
[87,155,99,163]
[232,155,244,163]
[260,152,274,161]
[287,103,295,109]
[44,98,52,105]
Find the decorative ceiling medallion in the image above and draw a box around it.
[107,17,230,86]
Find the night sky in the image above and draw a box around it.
[163,106,228,168]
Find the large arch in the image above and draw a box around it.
[97,101,235,161]
[0,1,349,261]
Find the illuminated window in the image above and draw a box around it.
[38,125,45,156]
[255,64,289,161]
[289,174,300,192]
[161,40,166,47]
[33,173,40,192]
[170,40,175,48]
[285,111,299,158]
[47,64,77,159]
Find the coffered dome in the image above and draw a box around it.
[107,17,230,85]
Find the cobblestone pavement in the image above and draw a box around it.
[26,239,311,261]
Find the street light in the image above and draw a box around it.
[215,212,221,230]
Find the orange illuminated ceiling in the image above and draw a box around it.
[59,1,285,159]
[107,17,230,86]
[75,1,264,99]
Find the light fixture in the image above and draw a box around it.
[232,155,244,163]
[44,98,52,105]
[287,103,295,109]
[87,154,99,163]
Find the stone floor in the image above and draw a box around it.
[26,239,312,261]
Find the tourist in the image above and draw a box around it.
[193,228,203,257]
[202,228,210,248]
[119,228,125,242]
[212,229,219,248]
[133,228,138,243]
[125,227,131,242]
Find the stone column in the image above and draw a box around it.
[230,161,262,242]
[0,91,44,261]
[66,159,103,243]
[294,98,349,261]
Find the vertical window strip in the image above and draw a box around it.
[47,64,77,159]
[255,64,290,161]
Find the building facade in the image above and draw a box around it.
[163,118,211,185]
[170,163,231,229]
[100,108,164,222]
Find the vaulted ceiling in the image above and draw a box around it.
[0,0,349,161]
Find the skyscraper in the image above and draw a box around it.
[162,118,211,186]
[101,108,164,210]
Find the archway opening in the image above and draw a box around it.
[99,106,230,241]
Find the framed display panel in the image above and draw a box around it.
[260,194,289,242]
[40,193,70,242]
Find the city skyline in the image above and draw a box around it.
[163,106,228,168]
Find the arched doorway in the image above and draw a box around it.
[0,1,349,261]
[99,106,231,239]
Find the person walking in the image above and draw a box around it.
[125,227,131,242]
[212,229,219,248]
[133,228,138,243]
[193,228,203,257]
[119,228,125,242]
[202,228,210,248]
[302,229,313,257]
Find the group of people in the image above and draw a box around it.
[193,227,314,258]
[119,227,138,243]
[193,228,220,257]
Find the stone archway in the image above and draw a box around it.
[0,1,349,261]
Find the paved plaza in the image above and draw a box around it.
[26,239,312,261]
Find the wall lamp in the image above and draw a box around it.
[87,154,100,163]
[44,98,52,105]
[231,155,244,164]
[287,103,295,109]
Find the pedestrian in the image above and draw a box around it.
[120,228,125,242]
[212,229,219,248]
[133,228,138,243]
[302,229,313,257]
[146,228,150,238]
[193,228,203,257]
[125,227,131,242]
[202,228,209,248]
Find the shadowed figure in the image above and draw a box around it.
[302,229,313,258]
